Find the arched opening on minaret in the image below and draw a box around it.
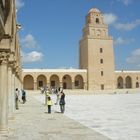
[96,18,99,24]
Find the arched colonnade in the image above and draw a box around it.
[23,73,87,90]
[117,76,139,89]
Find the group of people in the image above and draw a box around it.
[15,86,65,114]
[44,88,66,114]
[15,88,26,110]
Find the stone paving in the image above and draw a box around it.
[0,93,110,140]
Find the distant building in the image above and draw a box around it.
[22,8,140,90]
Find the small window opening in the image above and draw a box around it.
[100,48,103,53]
[96,18,99,24]
[100,59,103,64]
[101,71,104,76]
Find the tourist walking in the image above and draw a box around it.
[22,89,26,104]
[59,91,66,113]
[15,88,20,110]
[47,96,52,113]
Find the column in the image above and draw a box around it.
[11,71,16,114]
[84,82,87,90]
[14,75,18,89]
[47,83,50,89]
[0,54,9,133]
[59,82,63,88]
[71,82,74,89]
[34,80,37,90]
[8,65,14,119]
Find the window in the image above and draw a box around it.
[100,48,103,53]
[101,84,104,90]
[51,81,55,87]
[38,81,43,87]
[63,76,66,80]
[136,82,139,88]
[96,18,99,24]
[75,80,79,86]
[101,71,103,76]
[136,77,138,80]
[100,59,103,64]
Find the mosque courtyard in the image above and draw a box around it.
[1,90,140,140]
[34,90,140,140]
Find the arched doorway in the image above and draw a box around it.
[117,76,123,89]
[63,82,67,89]
[125,76,132,88]
[23,75,34,90]
[74,75,84,89]
[62,75,72,89]
[37,75,46,89]
[50,75,59,89]
[136,82,139,88]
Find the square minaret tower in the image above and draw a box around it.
[79,8,115,90]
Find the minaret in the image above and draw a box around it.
[79,8,115,90]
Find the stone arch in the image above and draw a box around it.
[117,76,123,89]
[23,75,34,90]
[50,74,59,89]
[62,75,72,89]
[74,75,84,89]
[125,76,132,88]
[136,82,139,88]
[37,75,47,89]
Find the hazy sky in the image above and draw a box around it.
[16,0,140,70]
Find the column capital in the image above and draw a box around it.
[0,52,10,64]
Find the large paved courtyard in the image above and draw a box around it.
[35,90,140,140]
[1,90,140,140]
[0,91,110,140]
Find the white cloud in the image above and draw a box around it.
[21,51,43,63]
[103,13,117,25]
[120,0,132,5]
[126,49,140,63]
[114,37,135,45]
[21,34,38,48]
[114,20,140,31]
[16,0,24,10]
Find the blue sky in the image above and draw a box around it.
[16,0,140,70]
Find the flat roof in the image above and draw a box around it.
[22,69,87,73]
[115,70,140,73]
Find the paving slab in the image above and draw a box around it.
[1,93,111,140]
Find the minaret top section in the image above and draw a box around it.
[86,8,105,25]
[81,8,112,40]
[88,8,101,13]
